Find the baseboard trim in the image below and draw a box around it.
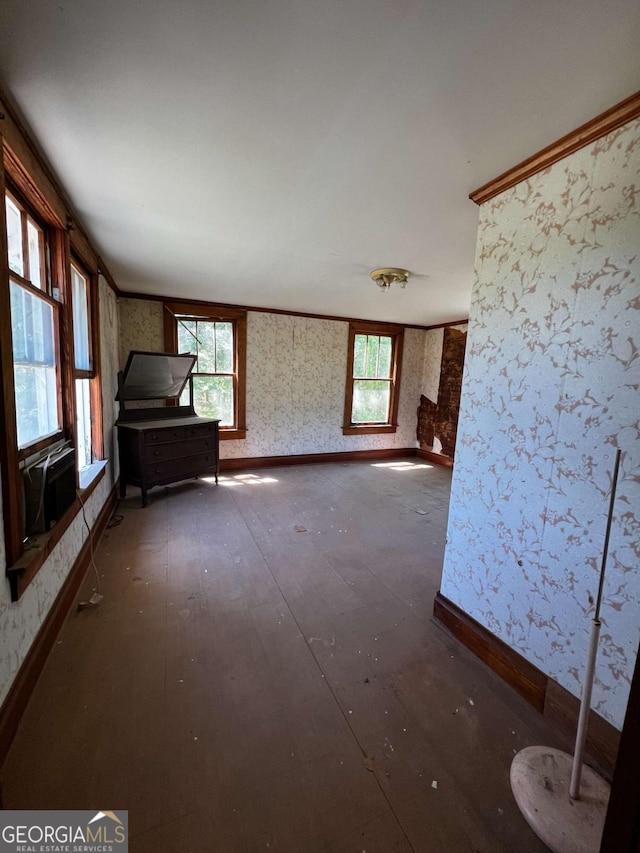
[0,483,118,765]
[433,591,547,711]
[220,447,419,471]
[433,592,619,776]
[416,448,454,468]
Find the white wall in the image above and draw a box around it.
[440,118,640,729]
[0,279,120,707]
[118,300,426,457]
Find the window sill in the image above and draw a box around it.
[342,424,398,436]
[6,461,107,602]
[79,459,108,490]
[220,428,247,441]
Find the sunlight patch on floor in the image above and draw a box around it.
[209,472,280,486]
[371,461,433,471]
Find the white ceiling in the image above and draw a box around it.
[0,1,639,326]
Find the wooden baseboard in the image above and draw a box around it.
[220,447,419,472]
[433,592,619,776]
[416,448,454,468]
[433,592,547,711]
[0,483,118,765]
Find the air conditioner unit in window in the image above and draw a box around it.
[23,444,76,537]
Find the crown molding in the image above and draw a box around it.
[470,90,640,205]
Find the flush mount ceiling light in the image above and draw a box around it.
[370,268,410,292]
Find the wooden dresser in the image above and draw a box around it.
[116,350,221,506]
[117,415,219,506]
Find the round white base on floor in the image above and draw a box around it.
[510,746,610,853]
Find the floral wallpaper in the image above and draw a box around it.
[440,118,640,729]
[117,301,427,458]
[0,283,120,708]
[118,297,164,369]
[422,327,444,404]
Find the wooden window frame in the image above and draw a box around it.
[0,150,105,600]
[342,321,404,436]
[164,301,247,441]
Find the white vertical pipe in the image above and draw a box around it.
[569,618,601,799]
[568,448,622,801]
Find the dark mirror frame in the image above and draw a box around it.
[116,350,196,401]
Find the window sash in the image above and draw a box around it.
[71,262,92,372]
[75,377,92,470]
[351,378,392,424]
[10,278,62,449]
[5,191,47,291]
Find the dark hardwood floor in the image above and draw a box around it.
[2,460,569,851]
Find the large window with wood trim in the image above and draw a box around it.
[343,321,404,435]
[164,302,247,440]
[1,168,104,598]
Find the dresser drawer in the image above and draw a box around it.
[146,452,217,482]
[185,423,216,439]
[145,426,186,444]
[145,436,214,462]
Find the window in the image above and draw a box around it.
[343,321,404,435]
[5,191,62,451]
[71,259,102,476]
[164,302,246,440]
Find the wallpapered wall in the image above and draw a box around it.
[440,119,640,729]
[117,301,427,457]
[0,279,120,708]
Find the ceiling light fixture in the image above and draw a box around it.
[370,267,410,292]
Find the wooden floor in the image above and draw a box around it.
[2,460,568,851]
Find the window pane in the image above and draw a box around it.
[351,379,390,424]
[192,375,234,426]
[76,378,92,470]
[364,335,380,378]
[71,264,91,370]
[10,282,60,447]
[27,219,43,289]
[177,319,197,357]
[353,334,367,377]
[215,322,233,373]
[378,336,392,378]
[6,195,24,277]
[196,321,216,373]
